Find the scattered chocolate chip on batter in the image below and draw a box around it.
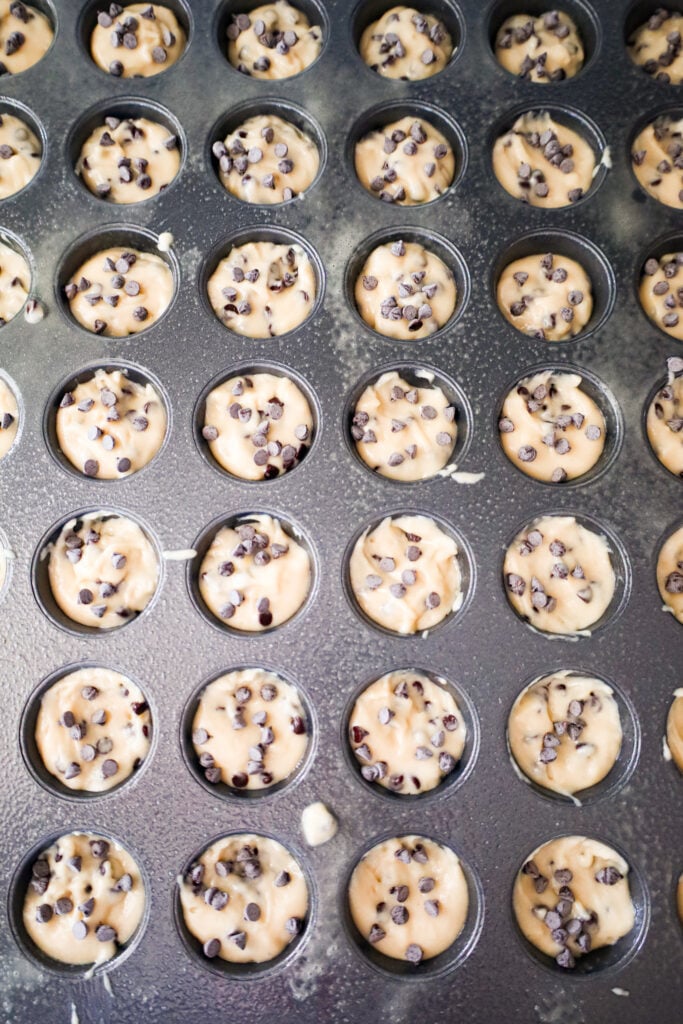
[359,7,453,81]
[0,111,41,198]
[628,7,683,84]
[495,11,584,82]
[497,252,593,341]
[226,1,322,80]
[0,238,29,326]
[76,116,180,203]
[90,3,186,78]
[215,114,319,205]
[0,375,18,459]
[657,523,683,623]
[646,357,683,477]
[0,1,53,76]
[640,254,683,337]
[354,116,455,205]
[631,117,683,208]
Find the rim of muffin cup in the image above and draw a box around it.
[342,360,473,485]
[628,106,683,208]
[349,0,466,82]
[43,358,171,483]
[344,225,470,343]
[486,102,609,212]
[341,507,476,639]
[193,359,321,484]
[490,227,616,346]
[505,665,641,806]
[484,0,602,84]
[0,96,48,204]
[212,0,330,80]
[31,505,164,638]
[623,1,683,85]
[654,513,683,619]
[77,0,194,80]
[186,507,318,638]
[345,99,468,209]
[340,829,484,980]
[0,226,34,325]
[65,96,186,207]
[500,508,632,639]
[635,229,683,338]
[206,96,327,207]
[642,360,683,481]
[173,827,316,979]
[492,360,624,489]
[340,666,480,804]
[19,659,156,802]
[199,225,325,341]
[8,825,150,977]
[510,831,650,977]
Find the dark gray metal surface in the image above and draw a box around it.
[0,0,681,1020]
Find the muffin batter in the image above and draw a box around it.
[349,670,466,794]
[504,515,616,635]
[666,689,683,772]
[216,114,319,205]
[227,1,322,79]
[301,802,337,846]
[57,368,167,479]
[0,112,40,198]
[493,112,595,208]
[495,11,584,81]
[47,512,159,630]
[65,247,173,337]
[359,7,453,81]
[90,3,186,79]
[203,371,312,480]
[508,672,622,797]
[349,513,462,634]
[35,666,151,793]
[355,240,456,340]
[513,836,635,968]
[0,375,17,458]
[207,241,316,338]
[352,370,456,481]
[499,370,605,483]
[632,118,683,208]
[647,359,683,477]
[0,239,29,324]
[191,668,308,790]
[628,8,683,84]
[179,833,308,963]
[199,514,311,631]
[354,115,455,205]
[640,254,683,339]
[497,253,593,341]
[0,1,52,75]
[23,831,145,967]
[76,116,180,203]
[349,835,468,963]
[657,524,683,623]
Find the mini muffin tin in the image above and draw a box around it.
[0,0,681,1020]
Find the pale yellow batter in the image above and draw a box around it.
[352,370,456,481]
[513,836,635,968]
[227,1,322,79]
[493,112,595,208]
[90,3,186,78]
[47,512,159,630]
[504,515,616,635]
[359,7,453,81]
[191,668,308,790]
[640,253,683,338]
[508,672,622,797]
[0,1,52,75]
[0,111,40,198]
[354,115,454,205]
[57,368,166,479]
[632,119,683,208]
[666,689,683,772]
[499,371,605,482]
[23,831,145,966]
[355,240,456,340]
[349,670,466,794]
[65,247,173,337]
[647,363,683,477]
[35,666,151,793]
[495,12,584,82]
[0,375,17,459]
[199,514,311,631]
[179,834,308,963]
[657,525,683,623]
[203,371,312,480]
[0,238,29,324]
[628,9,683,83]
[77,116,180,203]
[216,114,319,205]
[497,253,593,341]
[207,240,316,338]
[349,514,462,634]
[349,835,468,963]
